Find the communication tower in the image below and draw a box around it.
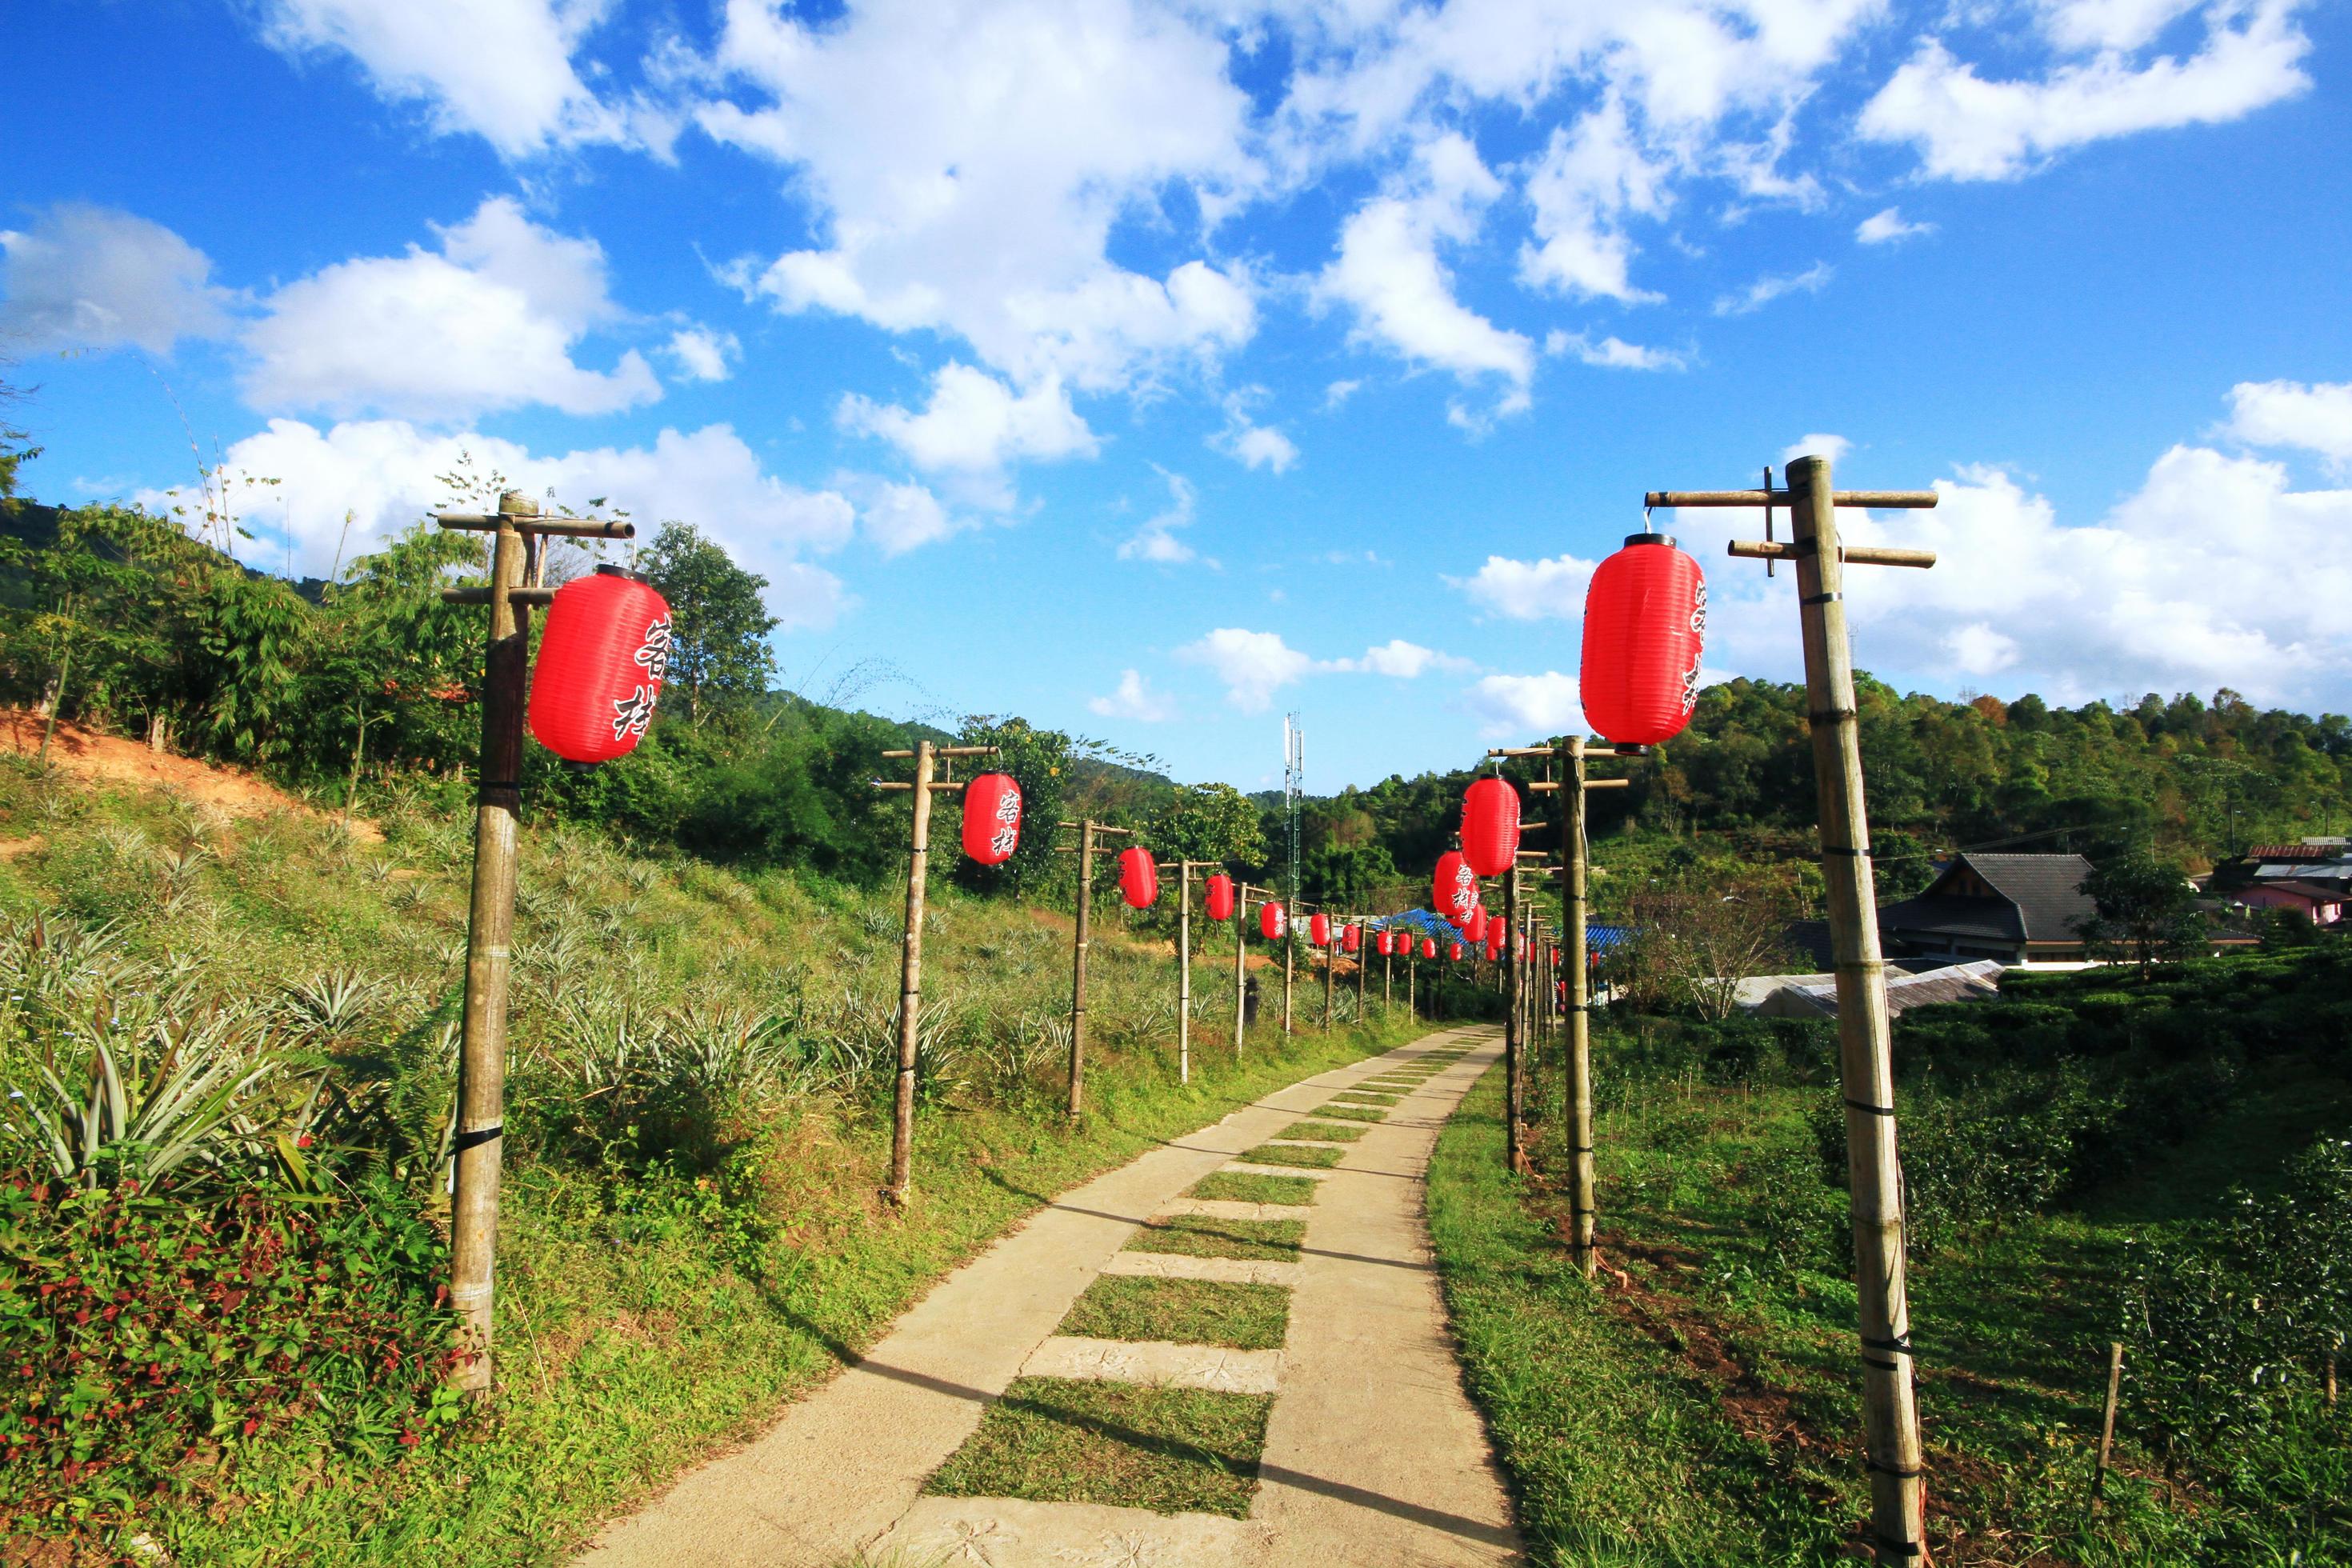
[1282,712,1303,907]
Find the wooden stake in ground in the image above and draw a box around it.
[1322,910,1336,1030]
[875,742,997,1193]
[1054,819,1134,1116]
[1502,866,1524,1172]
[1174,859,1195,1085]
[1383,936,1392,1012]
[438,490,632,1395]
[2094,1341,2124,1505]
[1355,922,1368,1017]
[1282,917,1295,1034]
[1234,882,1251,1058]
[1652,454,1939,1566]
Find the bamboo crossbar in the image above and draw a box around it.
[1644,488,1938,510]
[873,780,913,791]
[1729,540,1937,569]
[441,586,555,607]
[435,513,637,538]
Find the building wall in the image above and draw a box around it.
[2235,886,2344,924]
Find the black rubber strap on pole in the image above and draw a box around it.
[1862,1333,1915,1354]
[452,1124,502,1153]
[1821,845,1870,858]
[1866,1459,1926,1479]
[1810,708,1858,724]
[1863,1354,1902,1373]
[1874,1534,1925,1558]
[1845,1098,1898,1117]
[478,781,521,805]
[1802,591,1842,606]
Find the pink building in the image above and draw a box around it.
[2233,878,2346,925]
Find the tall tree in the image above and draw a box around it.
[2074,854,2206,980]
[639,522,777,725]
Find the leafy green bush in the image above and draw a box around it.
[2121,1139,2351,1466]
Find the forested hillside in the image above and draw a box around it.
[10,482,2348,914]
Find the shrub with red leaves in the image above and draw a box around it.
[0,1170,458,1530]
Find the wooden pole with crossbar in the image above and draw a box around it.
[1649,455,1938,1566]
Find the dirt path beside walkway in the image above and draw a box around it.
[580,1027,1518,1568]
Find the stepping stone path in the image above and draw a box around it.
[581,1027,1516,1568]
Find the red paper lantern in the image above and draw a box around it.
[1460,777,1521,878]
[1118,846,1159,909]
[1449,941,1464,962]
[960,773,1022,866]
[1309,912,1330,946]
[1204,873,1235,922]
[1342,923,1361,954]
[528,566,672,763]
[1432,850,1478,925]
[1461,905,1488,944]
[1582,532,1706,746]
[1260,901,1286,939]
[1420,938,1437,959]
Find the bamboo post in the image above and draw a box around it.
[435,493,632,1395]
[1355,922,1367,1019]
[2093,1341,2123,1504]
[1652,457,1939,1565]
[1282,918,1295,1034]
[1408,950,1416,1016]
[1504,866,1524,1172]
[889,740,935,1196]
[1322,913,1335,1030]
[1383,937,1392,1012]
[1176,860,1193,1085]
[447,493,530,1394]
[1233,883,1249,1058]
[1565,738,1596,1276]
[1056,820,1130,1117]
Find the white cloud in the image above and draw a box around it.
[1546,331,1686,371]
[1855,206,1935,245]
[1783,432,1853,464]
[1210,391,1298,474]
[1089,669,1178,722]
[1323,378,1362,409]
[1318,134,1534,414]
[1118,467,1210,566]
[838,362,1098,480]
[850,478,967,556]
[666,326,739,382]
[1662,418,2352,710]
[1517,96,1670,305]
[1178,627,1315,712]
[1330,639,1472,678]
[2224,379,2352,471]
[153,418,855,629]
[1448,552,1599,621]
[702,0,1259,393]
[254,0,628,158]
[1466,671,1586,741]
[1713,262,1832,316]
[1860,2,2312,181]
[0,204,231,354]
[242,197,661,421]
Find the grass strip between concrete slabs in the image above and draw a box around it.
[1277,1118,1367,1142]
[1237,1142,1344,1170]
[1058,1275,1290,1350]
[1188,1170,1319,1205]
[926,1377,1273,1518]
[1313,1103,1386,1122]
[1126,1214,1304,1261]
[1330,1092,1402,1107]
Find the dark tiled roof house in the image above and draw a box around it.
[1878,852,2098,964]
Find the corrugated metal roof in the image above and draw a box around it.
[1762,958,2004,1019]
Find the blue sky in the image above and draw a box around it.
[7,0,2351,790]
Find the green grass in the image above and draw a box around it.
[1330,1090,1402,1106]
[1236,1142,1343,1169]
[0,764,1441,1564]
[1276,1118,1366,1142]
[1126,1215,1304,1261]
[1186,1170,1318,1205]
[925,1378,1271,1518]
[1058,1276,1290,1350]
[1428,1065,1847,1566]
[1311,1103,1386,1122]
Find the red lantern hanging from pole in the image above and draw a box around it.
[959,773,1023,866]
[1309,911,1330,946]
[1118,846,1159,909]
[1581,531,1707,746]
[1462,905,1489,944]
[1204,873,1235,922]
[1420,937,1437,959]
[1449,941,1464,962]
[1460,777,1521,878]
[1433,850,1479,926]
[1260,901,1286,939]
[527,566,672,763]
[1342,923,1361,954]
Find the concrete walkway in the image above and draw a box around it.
[579,1027,1516,1568]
